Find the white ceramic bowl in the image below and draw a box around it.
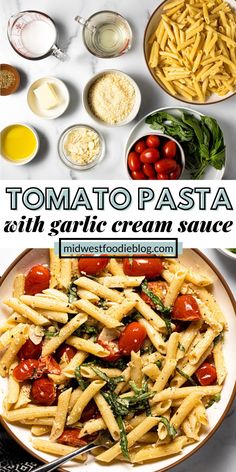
[27,77,70,119]
[217,249,236,261]
[144,0,236,105]
[0,123,39,165]
[83,69,141,127]
[125,132,185,180]
[0,249,236,472]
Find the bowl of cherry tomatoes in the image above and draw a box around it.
[126,133,185,180]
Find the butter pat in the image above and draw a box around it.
[34,82,59,110]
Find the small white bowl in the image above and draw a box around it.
[27,77,70,120]
[83,70,141,127]
[125,132,185,180]
[0,123,39,165]
[217,249,236,261]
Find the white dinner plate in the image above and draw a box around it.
[124,107,226,180]
[0,249,236,472]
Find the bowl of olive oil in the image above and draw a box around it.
[0,123,39,165]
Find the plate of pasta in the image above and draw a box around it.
[144,0,236,104]
[0,249,236,472]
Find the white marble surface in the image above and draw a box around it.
[0,247,235,471]
[1,0,236,180]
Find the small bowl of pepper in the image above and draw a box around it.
[0,64,20,96]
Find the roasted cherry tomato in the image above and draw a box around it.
[128,152,141,171]
[131,170,146,180]
[18,339,42,360]
[31,377,56,406]
[172,295,201,321]
[118,322,147,356]
[97,339,121,362]
[169,164,182,180]
[157,173,169,180]
[80,400,100,422]
[123,257,164,278]
[162,141,177,159]
[134,140,147,154]
[78,256,109,275]
[140,148,160,164]
[195,362,217,386]
[56,344,77,363]
[13,359,39,382]
[37,355,61,376]
[141,281,168,309]
[58,429,88,447]
[155,159,177,174]
[142,163,156,178]
[146,135,161,148]
[24,265,50,296]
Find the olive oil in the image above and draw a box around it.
[1,124,37,162]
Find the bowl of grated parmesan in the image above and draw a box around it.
[58,124,105,170]
[83,70,141,127]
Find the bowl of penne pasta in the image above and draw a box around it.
[144,0,236,104]
[0,249,236,472]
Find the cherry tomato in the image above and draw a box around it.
[131,170,147,180]
[18,339,42,360]
[97,339,121,362]
[128,152,141,171]
[78,256,109,275]
[142,163,156,178]
[58,429,88,447]
[141,281,168,309]
[134,140,147,154]
[118,322,147,356]
[25,265,50,296]
[37,356,61,376]
[155,159,177,174]
[162,141,177,159]
[146,135,161,148]
[80,400,99,422]
[157,173,169,180]
[195,362,217,386]
[123,257,164,278]
[31,378,56,406]
[172,295,201,321]
[140,148,160,164]
[169,164,182,180]
[13,359,39,382]
[56,344,77,363]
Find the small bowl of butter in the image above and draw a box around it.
[58,124,105,170]
[27,77,70,119]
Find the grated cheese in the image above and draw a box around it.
[88,72,136,125]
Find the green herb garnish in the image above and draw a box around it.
[156,360,162,369]
[92,367,124,392]
[117,415,129,460]
[67,278,78,304]
[141,280,172,335]
[75,323,99,338]
[158,416,177,439]
[75,366,89,391]
[206,393,221,409]
[213,333,224,346]
[176,367,197,386]
[178,342,186,352]
[44,329,59,338]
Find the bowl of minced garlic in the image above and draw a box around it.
[83,70,141,127]
[58,124,105,170]
[0,64,20,96]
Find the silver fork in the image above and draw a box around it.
[32,433,112,472]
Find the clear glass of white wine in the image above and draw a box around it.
[75,11,133,58]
